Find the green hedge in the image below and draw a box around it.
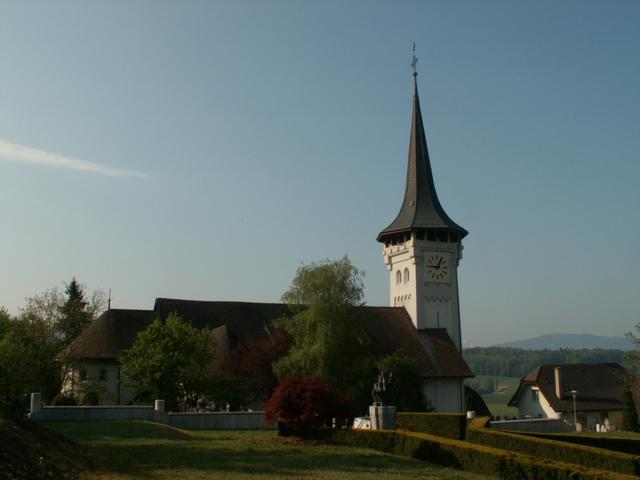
[331,429,636,480]
[396,412,466,440]
[466,419,640,475]
[517,431,640,455]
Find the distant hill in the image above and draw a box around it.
[496,333,633,351]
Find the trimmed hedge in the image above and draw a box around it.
[331,429,637,480]
[466,418,640,476]
[517,431,640,455]
[396,412,466,440]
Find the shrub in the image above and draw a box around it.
[466,417,640,475]
[265,376,354,435]
[330,429,637,480]
[81,391,100,406]
[396,412,467,439]
[517,431,640,455]
[51,394,77,406]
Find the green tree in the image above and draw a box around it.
[0,313,60,415]
[377,354,425,411]
[274,257,376,411]
[621,387,639,432]
[57,278,92,344]
[121,313,217,411]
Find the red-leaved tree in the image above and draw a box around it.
[228,329,292,404]
[265,376,354,434]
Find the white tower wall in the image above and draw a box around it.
[383,232,463,350]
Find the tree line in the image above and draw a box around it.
[0,279,104,416]
[463,346,631,378]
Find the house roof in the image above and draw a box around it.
[508,363,628,413]
[59,298,473,380]
[57,309,155,360]
[377,76,467,243]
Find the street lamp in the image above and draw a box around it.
[570,390,578,431]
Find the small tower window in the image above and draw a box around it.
[395,270,402,285]
[99,369,107,381]
[403,268,410,283]
[79,369,88,381]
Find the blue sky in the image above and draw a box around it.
[1,0,639,347]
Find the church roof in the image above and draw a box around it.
[508,363,628,412]
[59,298,473,379]
[377,76,467,242]
[57,308,155,360]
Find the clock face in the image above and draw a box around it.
[426,253,450,283]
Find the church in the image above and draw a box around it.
[58,67,474,413]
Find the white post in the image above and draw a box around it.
[570,390,578,431]
[30,393,42,415]
[154,399,165,414]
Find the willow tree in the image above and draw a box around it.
[274,256,376,410]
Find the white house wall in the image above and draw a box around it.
[516,385,560,419]
[423,378,464,413]
[61,361,137,405]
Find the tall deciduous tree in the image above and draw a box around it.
[121,313,217,411]
[621,387,639,432]
[228,329,292,404]
[274,256,376,410]
[377,354,426,411]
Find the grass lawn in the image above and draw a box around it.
[43,421,493,480]
[474,375,520,417]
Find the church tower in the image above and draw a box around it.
[377,61,468,351]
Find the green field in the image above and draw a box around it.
[469,375,520,417]
[43,421,492,480]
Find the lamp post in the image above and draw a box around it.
[570,390,578,431]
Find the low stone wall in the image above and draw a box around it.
[490,418,572,433]
[166,412,270,430]
[32,405,156,421]
[29,393,271,430]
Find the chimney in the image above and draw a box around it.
[554,366,563,399]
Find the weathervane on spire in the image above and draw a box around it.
[411,42,418,77]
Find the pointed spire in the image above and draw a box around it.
[377,47,467,243]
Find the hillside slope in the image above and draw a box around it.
[496,333,633,351]
[0,418,87,480]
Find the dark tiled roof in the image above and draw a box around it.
[464,385,492,417]
[509,363,627,412]
[377,78,467,242]
[60,299,473,379]
[154,298,288,344]
[57,309,155,360]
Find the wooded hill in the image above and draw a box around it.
[462,347,630,378]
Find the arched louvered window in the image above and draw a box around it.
[396,270,402,285]
[404,268,410,283]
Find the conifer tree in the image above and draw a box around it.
[57,278,91,345]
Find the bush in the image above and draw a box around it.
[396,412,467,440]
[517,431,640,455]
[466,417,640,475]
[330,428,636,480]
[265,376,354,435]
[81,391,100,406]
[51,394,77,406]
